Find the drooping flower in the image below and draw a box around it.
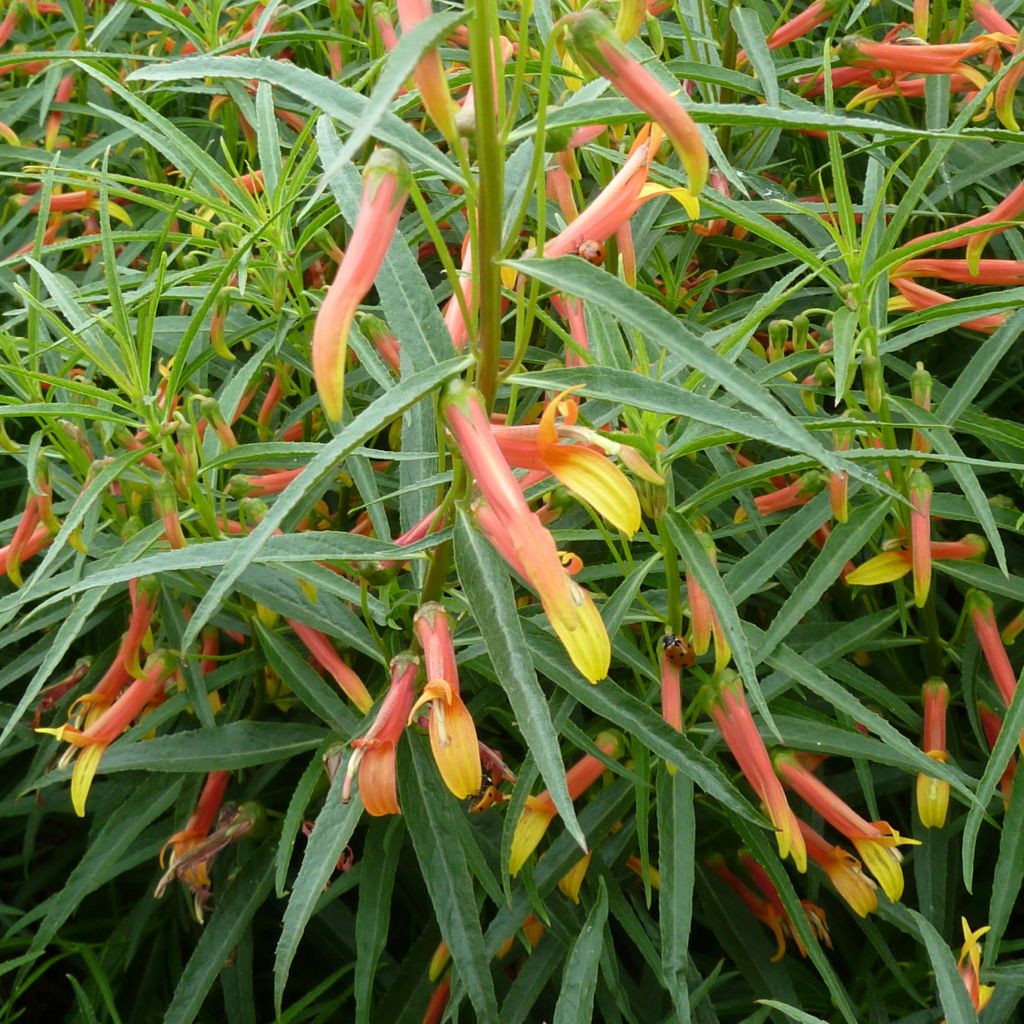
[707,854,794,961]
[491,388,643,537]
[566,9,708,206]
[287,619,374,713]
[410,602,482,799]
[312,149,410,423]
[967,590,1020,713]
[738,0,837,65]
[397,0,457,140]
[978,701,1018,808]
[838,32,1012,74]
[798,819,878,917]
[709,672,807,873]
[957,919,995,1014]
[845,534,987,587]
[154,771,229,915]
[343,653,419,816]
[775,751,919,901]
[37,651,175,816]
[917,679,951,829]
[443,380,610,682]
[509,731,623,875]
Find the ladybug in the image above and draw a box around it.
[661,633,694,668]
[576,239,605,265]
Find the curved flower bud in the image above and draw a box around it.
[313,149,410,423]
[566,9,707,203]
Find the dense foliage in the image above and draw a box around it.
[2,0,1024,1021]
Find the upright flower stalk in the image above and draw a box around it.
[917,679,950,828]
[709,671,807,873]
[312,149,410,424]
[343,653,419,816]
[443,379,610,682]
[410,602,482,799]
[508,731,623,875]
[566,9,708,208]
[774,751,918,901]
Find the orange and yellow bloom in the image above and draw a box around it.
[312,149,410,423]
[410,602,482,800]
[917,679,951,828]
[343,653,419,816]
[775,751,918,901]
[798,819,878,917]
[709,672,807,873]
[443,380,610,682]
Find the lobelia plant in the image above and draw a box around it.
[1,0,1023,1021]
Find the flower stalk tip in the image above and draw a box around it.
[917,679,950,829]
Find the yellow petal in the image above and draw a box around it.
[509,798,557,875]
[851,837,904,902]
[543,580,610,683]
[637,182,700,221]
[545,445,641,537]
[558,852,592,903]
[845,551,912,586]
[428,690,482,800]
[71,743,107,817]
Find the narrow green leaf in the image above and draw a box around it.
[730,9,778,107]
[180,356,470,653]
[908,908,980,1023]
[759,498,891,660]
[526,622,761,823]
[664,510,773,737]
[164,844,275,1024]
[401,738,500,1023]
[274,772,363,1013]
[126,56,462,183]
[256,621,361,734]
[454,509,586,852]
[354,817,404,1024]
[30,774,183,955]
[658,768,694,1024]
[504,258,868,488]
[831,307,857,403]
[552,879,609,1024]
[276,747,330,898]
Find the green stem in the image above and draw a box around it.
[656,517,682,636]
[469,0,505,411]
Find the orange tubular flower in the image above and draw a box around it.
[287,619,374,713]
[491,389,642,537]
[978,702,1017,807]
[509,731,623,875]
[707,855,792,961]
[909,469,933,608]
[343,653,419,816]
[995,35,1024,130]
[957,919,996,1013]
[38,651,175,817]
[541,128,660,258]
[894,258,1024,285]
[973,0,1018,36]
[709,672,807,873]
[738,0,837,65]
[155,770,229,906]
[410,603,482,800]
[312,149,410,424]
[567,9,708,205]
[443,380,610,683]
[839,33,1011,74]
[890,276,1005,332]
[967,590,1021,714]
[774,751,918,901]
[397,0,457,139]
[903,181,1024,264]
[798,819,878,917]
[661,649,683,733]
[917,679,950,829]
